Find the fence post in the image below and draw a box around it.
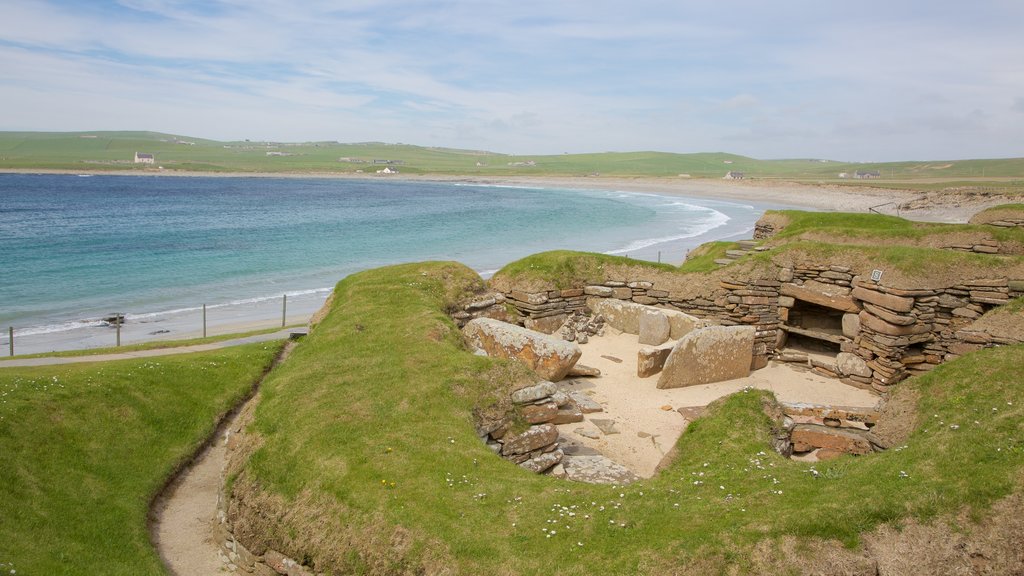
[116,314,121,347]
[282,294,287,328]
[203,304,207,338]
[8,326,12,357]
[658,250,661,263]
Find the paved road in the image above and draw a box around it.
[0,328,308,368]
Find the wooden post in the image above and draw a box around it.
[8,326,12,357]
[658,250,661,263]
[116,314,121,347]
[203,304,207,338]
[282,294,287,328]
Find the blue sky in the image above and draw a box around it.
[1,0,1023,160]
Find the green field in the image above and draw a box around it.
[2,131,1023,186]
[0,342,282,575]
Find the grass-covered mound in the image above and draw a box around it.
[229,260,1024,574]
[0,342,282,575]
[762,209,1024,247]
[969,203,1024,225]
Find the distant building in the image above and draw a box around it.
[723,171,745,180]
[854,170,881,179]
[376,166,400,174]
[838,172,849,179]
[134,152,155,164]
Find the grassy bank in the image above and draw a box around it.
[765,210,1024,243]
[232,260,1024,574]
[0,342,283,575]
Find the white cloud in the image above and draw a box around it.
[0,0,1022,159]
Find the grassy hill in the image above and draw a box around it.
[2,131,1023,185]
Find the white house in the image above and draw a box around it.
[723,171,745,180]
[134,152,155,164]
[376,166,400,174]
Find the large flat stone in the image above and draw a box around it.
[567,391,603,413]
[657,326,755,389]
[781,281,859,313]
[510,380,557,404]
[851,286,914,313]
[521,402,558,424]
[561,455,641,484]
[464,318,582,381]
[791,424,872,455]
[501,423,559,455]
[858,310,931,337]
[519,449,564,473]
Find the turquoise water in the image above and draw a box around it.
[0,174,765,346]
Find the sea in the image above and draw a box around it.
[0,174,774,354]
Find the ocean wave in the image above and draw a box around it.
[604,207,730,254]
[14,319,110,337]
[13,287,335,337]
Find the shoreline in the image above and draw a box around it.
[2,167,1009,222]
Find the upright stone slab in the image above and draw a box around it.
[463,318,582,381]
[663,308,704,340]
[657,326,756,389]
[638,308,671,345]
[637,342,675,377]
[589,298,646,334]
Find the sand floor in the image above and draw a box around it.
[555,331,880,478]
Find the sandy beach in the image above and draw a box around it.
[3,168,1011,223]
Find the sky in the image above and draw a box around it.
[1,1,1023,160]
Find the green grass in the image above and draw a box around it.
[3,131,1023,181]
[233,261,1024,574]
[766,210,1024,244]
[678,241,741,273]
[492,250,677,289]
[1,325,303,360]
[0,342,283,575]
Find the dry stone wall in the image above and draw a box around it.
[491,278,783,369]
[489,266,1023,392]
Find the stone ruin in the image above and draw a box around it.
[453,248,1024,465]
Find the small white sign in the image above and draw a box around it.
[870,269,883,282]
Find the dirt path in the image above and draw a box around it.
[149,342,292,575]
[151,413,239,575]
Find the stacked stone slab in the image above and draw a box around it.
[779,401,887,460]
[450,292,511,329]
[478,380,606,475]
[980,218,1024,228]
[941,238,1002,254]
